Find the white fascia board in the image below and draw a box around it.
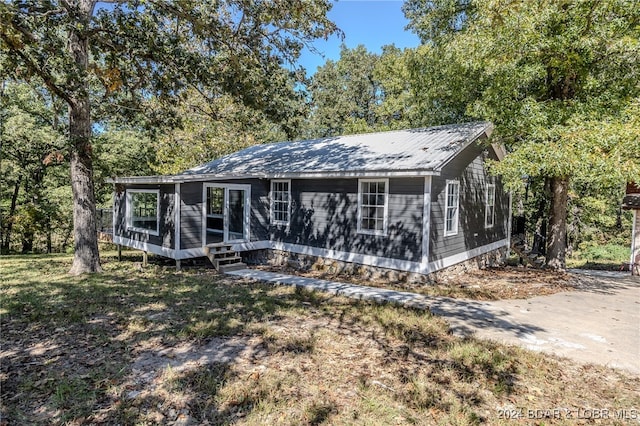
[108,176,179,184]
[268,170,439,179]
[110,169,440,184]
[435,123,495,172]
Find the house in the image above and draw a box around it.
[110,121,511,276]
[622,182,640,275]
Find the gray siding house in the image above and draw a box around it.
[110,121,511,275]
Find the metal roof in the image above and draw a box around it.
[110,122,493,183]
[181,121,493,178]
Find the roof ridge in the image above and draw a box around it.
[287,121,491,144]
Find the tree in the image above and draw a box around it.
[1,0,338,273]
[0,82,66,253]
[404,0,640,269]
[305,44,415,138]
[306,44,381,137]
[151,87,296,175]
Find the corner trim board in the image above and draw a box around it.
[421,176,432,273]
[175,183,181,254]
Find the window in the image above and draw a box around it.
[127,189,159,235]
[485,184,496,228]
[206,187,224,234]
[444,180,459,236]
[271,180,291,225]
[358,179,388,235]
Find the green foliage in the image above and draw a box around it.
[576,243,630,262]
[404,0,640,262]
[1,0,339,271]
[151,89,291,175]
[304,44,417,138]
[0,81,68,253]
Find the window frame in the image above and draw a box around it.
[126,188,160,236]
[485,183,496,229]
[205,186,225,236]
[270,179,291,226]
[444,180,460,237]
[357,178,389,236]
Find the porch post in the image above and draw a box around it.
[175,183,181,271]
[632,210,638,276]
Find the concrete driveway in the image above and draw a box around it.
[430,270,640,375]
[230,268,640,375]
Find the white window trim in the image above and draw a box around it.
[202,183,251,244]
[357,178,389,236]
[444,180,460,237]
[270,179,291,226]
[485,183,496,229]
[126,189,160,236]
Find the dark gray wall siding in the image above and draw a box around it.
[272,178,423,262]
[429,144,509,262]
[179,179,270,249]
[114,184,175,249]
[179,182,203,249]
[248,180,270,242]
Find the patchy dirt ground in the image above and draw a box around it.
[257,265,579,300]
[2,255,639,425]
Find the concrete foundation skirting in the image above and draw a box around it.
[242,246,508,283]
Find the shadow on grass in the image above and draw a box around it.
[0,254,306,424]
[2,253,529,425]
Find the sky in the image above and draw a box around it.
[296,0,421,74]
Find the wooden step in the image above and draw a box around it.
[212,256,243,269]
[219,262,247,273]
[203,244,235,256]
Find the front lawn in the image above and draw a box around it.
[1,253,638,425]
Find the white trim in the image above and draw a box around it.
[485,183,496,229]
[178,247,206,259]
[421,176,432,272]
[631,210,637,271]
[435,124,494,172]
[357,178,389,236]
[506,191,513,255]
[174,183,181,254]
[113,235,175,258]
[114,235,509,275]
[230,240,272,252]
[203,183,251,245]
[271,239,508,275]
[272,241,421,272]
[444,180,460,236]
[108,170,441,184]
[126,189,160,236]
[270,179,291,226]
[112,189,117,238]
[427,238,509,273]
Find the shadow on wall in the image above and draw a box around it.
[430,159,508,267]
[284,183,422,263]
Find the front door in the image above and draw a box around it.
[203,184,250,245]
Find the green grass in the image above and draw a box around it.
[1,252,638,425]
[567,243,630,269]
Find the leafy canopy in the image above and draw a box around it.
[404,0,640,190]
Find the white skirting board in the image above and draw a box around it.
[113,235,508,275]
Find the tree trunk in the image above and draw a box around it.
[68,0,102,274]
[1,178,21,254]
[546,176,569,270]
